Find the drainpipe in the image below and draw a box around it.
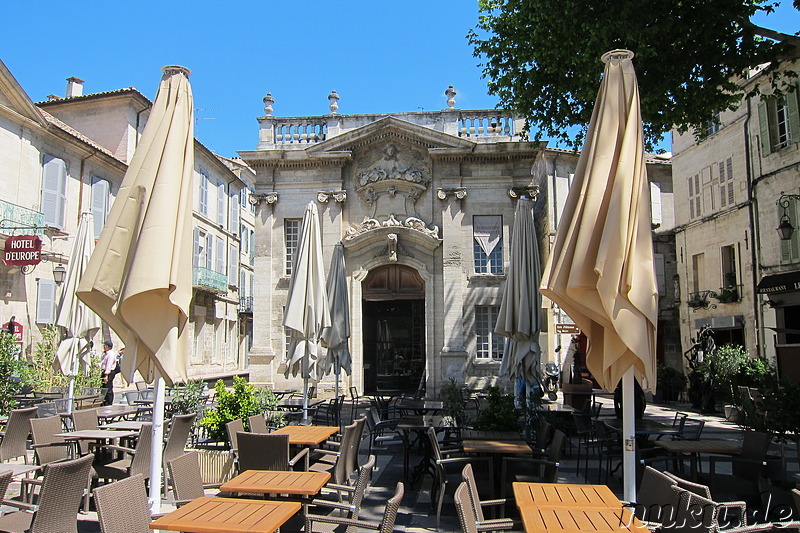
[77,152,96,222]
[135,107,148,151]
[743,96,764,358]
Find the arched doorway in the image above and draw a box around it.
[362,264,425,394]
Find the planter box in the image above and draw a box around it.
[191,448,236,484]
[723,404,741,423]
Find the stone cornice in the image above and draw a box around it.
[238,150,352,169]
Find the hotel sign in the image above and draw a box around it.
[3,235,42,266]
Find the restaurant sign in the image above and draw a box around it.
[3,235,42,266]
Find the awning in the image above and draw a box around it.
[757,270,800,294]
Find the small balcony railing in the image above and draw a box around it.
[193,267,228,294]
[713,284,742,304]
[239,296,254,314]
[0,200,45,236]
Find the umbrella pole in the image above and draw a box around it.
[622,368,636,504]
[302,376,309,425]
[148,377,166,513]
[67,353,78,415]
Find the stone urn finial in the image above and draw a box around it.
[263,92,275,116]
[328,90,340,114]
[445,85,457,109]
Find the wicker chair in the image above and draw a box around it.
[663,470,748,527]
[36,402,58,419]
[633,466,678,527]
[305,481,403,533]
[29,415,72,467]
[94,423,153,482]
[309,419,361,486]
[427,426,494,529]
[236,432,308,472]
[225,418,245,454]
[0,407,37,463]
[93,474,154,533]
[308,454,376,530]
[461,463,516,531]
[364,407,401,455]
[163,413,196,467]
[500,429,566,499]
[247,413,270,434]
[455,482,479,533]
[166,451,223,506]
[0,453,94,533]
[69,407,99,455]
[0,470,14,503]
[700,430,772,506]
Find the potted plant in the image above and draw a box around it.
[472,386,520,432]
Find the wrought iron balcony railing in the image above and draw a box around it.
[192,267,228,294]
[713,284,742,304]
[687,290,718,311]
[0,200,45,236]
[239,296,253,314]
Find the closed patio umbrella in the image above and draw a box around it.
[321,242,351,400]
[284,201,331,424]
[55,211,101,413]
[496,197,542,390]
[77,65,194,512]
[540,50,658,503]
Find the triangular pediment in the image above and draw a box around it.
[306,115,475,155]
[0,60,48,127]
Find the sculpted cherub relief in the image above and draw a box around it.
[356,143,427,187]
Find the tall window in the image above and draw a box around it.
[90,177,110,238]
[475,305,503,360]
[691,253,705,294]
[228,244,238,286]
[473,215,503,274]
[284,219,301,276]
[198,170,209,216]
[759,87,800,154]
[705,111,721,137]
[193,229,205,268]
[205,233,213,271]
[721,245,737,288]
[215,236,224,274]
[41,155,67,229]
[718,158,734,208]
[229,189,240,235]
[688,173,701,219]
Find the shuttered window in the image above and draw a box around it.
[229,190,240,235]
[718,158,734,208]
[215,236,224,274]
[228,244,238,285]
[205,233,213,270]
[91,177,110,238]
[193,228,200,268]
[198,170,209,215]
[41,155,67,229]
[36,278,56,324]
[216,180,226,226]
[759,84,800,154]
[688,174,701,219]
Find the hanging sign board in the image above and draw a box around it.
[555,323,580,335]
[1,322,23,343]
[3,235,42,266]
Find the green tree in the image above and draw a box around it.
[0,333,24,414]
[469,0,800,150]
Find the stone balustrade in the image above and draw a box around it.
[457,111,515,139]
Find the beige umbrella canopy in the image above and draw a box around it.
[284,202,331,423]
[77,65,194,388]
[55,212,101,378]
[540,50,657,393]
[539,50,657,502]
[496,197,541,387]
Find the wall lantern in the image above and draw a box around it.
[776,192,800,241]
[53,263,66,285]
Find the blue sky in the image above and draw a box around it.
[1,1,797,158]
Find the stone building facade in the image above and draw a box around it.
[671,59,800,381]
[241,91,677,396]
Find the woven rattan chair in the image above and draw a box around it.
[461,463,516,531]
[0,407,37,463]
[163,413,195,467]
[633,466,678,527]
[29,415,72,467]
[236,432,308,472]
[94,423,152,482]
[455,482,479,533]
[69,407,99,455]
[309,418,365,486]
[0,453,94,533]
[500,429,565,499]
[225,418,245,454]
[0,470,14,502]
[166,451,224,506]
[35,402,57,418]
[663,470,748,526]
[700,430,772,506]
[93,474,153,533]
[247,413,270,434]
[308,454,376,530]
[305,481,404,533]
[428,426,494,529]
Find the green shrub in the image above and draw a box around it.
[199,377,284,444]
[442,378,469,427]
[171,380,206,415]
[473,386,520,432]
[0,333,24,413]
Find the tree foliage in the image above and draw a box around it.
[469,0,799,150]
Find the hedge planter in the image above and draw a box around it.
[193,448,236,484]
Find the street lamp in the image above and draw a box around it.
[53,263,66,285]
[776,192,800,241]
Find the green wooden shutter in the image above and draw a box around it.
[787,83,800,144]
[758,100,772,154]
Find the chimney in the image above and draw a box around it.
[66,77,84,98]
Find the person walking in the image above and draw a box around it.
[99,340,118,405]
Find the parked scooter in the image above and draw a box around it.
[542,361,560,401]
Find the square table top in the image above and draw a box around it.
[54,429,137,440]
[99,420,148,431]
[95,405,140,420]
[272,425,339,446]
[149,496,301,533]
[220,469,331,495]
[0,464,40,477]
[463,439,532,455]
[653,439,742,455]
[513,482,622,509]
[513,483,648,533]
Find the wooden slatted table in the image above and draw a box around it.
[220,470,331,496]
[271,425,339,446]
[513,483,650,533]
[653,439,742,479]
[462,439,532,455]
[149,496,301,533]
[461,430,521,441]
